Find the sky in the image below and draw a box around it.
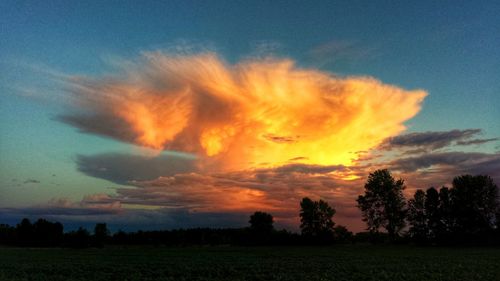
[0,0,499,232]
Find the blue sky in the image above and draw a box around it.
[0,0,499,231]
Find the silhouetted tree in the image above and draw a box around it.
[357,169,406,239]
[66,227,91,248]
[450,175,498,238]
[332,225,354,243]
[437,186,453,240]
[93,223,109,247]
[300,197,336,242]
[408,190,427,242]
[0,224,15,244]
[33,218,63,246]
[112,230,128,244]
[408,187,444,243]
[16,218,34,246]
[406,176,499,244]
[248,211,274,245]
[249,212,274,234]
[424,187,440,240]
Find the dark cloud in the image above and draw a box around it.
[23,179,40,184]
[57,114,139,146]
[380,129,483,152]
[456,138,498,146]
[390,152,498,171]
[0,196,121,228]
[389,152,500,184]
[273,163,346,174]
[263,134,299,144]
[76,153,197,185]
[0,206,119,216]
[288,156,308,161]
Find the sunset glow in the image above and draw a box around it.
[2,1,498,234]
[66,53,427,170]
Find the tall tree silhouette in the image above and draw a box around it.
[248,212,274,244]
[357,169,406,238]
[437,186,453,239]
[0,224,15,244]
[94,223,109,247]
[408,187,444,242]
[300,197,336,241]
[450,175,498,236]
[424,187,441,240]
[33,218,63,246]
[407,177,499,244]
[408,190,427,242]
[16,218,34,246]
[66,227,91,248]
[249,212,274,234]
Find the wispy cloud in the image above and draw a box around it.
[59,51,426,171]
[389,152,500,183]
[378,129,493,153]
[307,40,376,68]
[23,179,40,184]
[456,138,498,146]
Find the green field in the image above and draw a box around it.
[1,245,499,281]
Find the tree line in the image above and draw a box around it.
[357,170,500,245]
[0,170,498,247]
[0,199,351,247]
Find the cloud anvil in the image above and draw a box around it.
[61,52,427,170]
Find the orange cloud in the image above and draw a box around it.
[79,164,367,230]
[62,52,426,171]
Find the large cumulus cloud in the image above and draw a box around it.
[59,52,426,170]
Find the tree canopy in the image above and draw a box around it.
[249,211,274,234]
[356,169,407,238]
[300,197,336,241]
[406,175,499,244]
[450,175,498,234]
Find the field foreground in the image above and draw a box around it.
[1,245,499,281]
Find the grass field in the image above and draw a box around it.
[1,245,500,281]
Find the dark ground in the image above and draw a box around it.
[1,245,499,281]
